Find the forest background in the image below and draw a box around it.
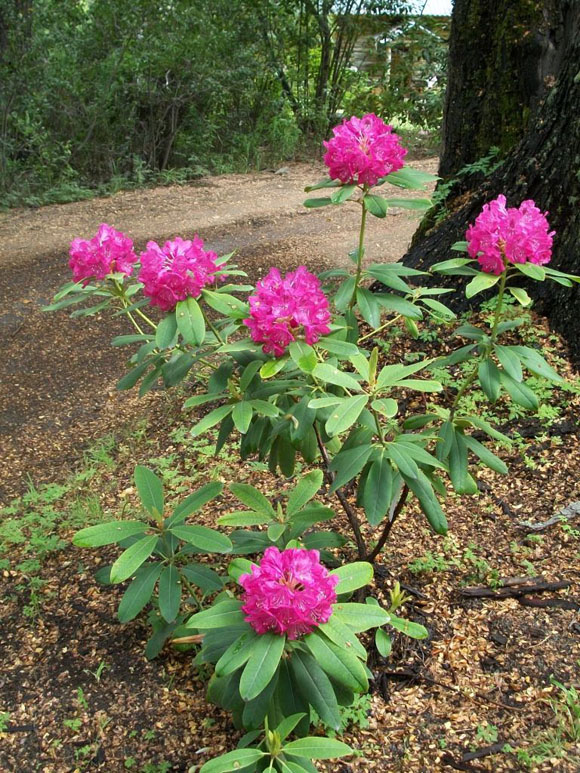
[0,0,449,209]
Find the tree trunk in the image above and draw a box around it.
[400,0,580,364]
[440,0,560,178]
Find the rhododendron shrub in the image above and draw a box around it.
[54,115,580,772]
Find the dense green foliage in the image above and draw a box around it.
[0,0,447,207]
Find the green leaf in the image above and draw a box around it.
[239,360,262,391]
[312,363,362,392]
[330,562,373,594]
[275,713,309,742]
[334,277,356,312]
[362,457,394,526]
[110,535,158,584]
[169,524,232,553]
[215,630,259,677]
[382,197,432,211]
[371,398,398,418]
[287,470,323,516]
[403,470,448,534]
[375,628,392,657]
[508,286,532,307]
[227,558,256,583]
[184,393,228,409]
[176,297,205,345]
[331,184,357,203]
[166,482,224,527]
[363,194,387,217]
[304,631,368,691]
[134,465,164,518]
[155,313,178,348]
[117,361,150,390]
[199,749,266,773]
[431,257,475,274]
[180,563,224,593]
[303,197,333,208]
[364,264,415,294]
[190,404,233,437]
[329,444,373,493]
[333,602,390,632]
[218,511,271,527]
[201,290,249,317]
[386,443,419,480]
[510,346,562,381]
[478,358,502,402]
[462,434,508,475]
[73,521,148,548]
[515,262,546,281]
[230,483,276,518]
[383,166,438,189]
[375,293,423,319]
[159,565,182,622]
[465,273,501,298]
[288,504,334,538]
[356,287,381,328]
[395,378,443,392]
[232,402,253,434]
[118,563,163,623]
[500,372,539,410]
[317,337,359,357]
[289,341,317,373]
[239,632,286,701]
[318,616,366,659]
[449,429,478,494]
[289,651,341,730]
[388,614,429,639]
[494,345,523,382]
[260,357,288,379]
[186,600,245,630]
[304,177,340,192]
[325,394,369,436]
[283,737,353,760]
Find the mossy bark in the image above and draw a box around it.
[399,0,580,363]
[439,0,560,178]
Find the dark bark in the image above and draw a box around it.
[400,0,580,364]
[440,0,561,178]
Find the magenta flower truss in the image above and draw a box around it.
[466,194,555,275]
[323,113,407,187]
[69,223,137,284]
[243,266,331,357]
[239,547,339,640]
[138,235,220,311]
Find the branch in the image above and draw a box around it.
[314,423,367,559]
[367,484,409,563]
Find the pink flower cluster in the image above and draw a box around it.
[69,223,137,284]
[239,547,338,639]
[323,113,407,187]
[138,235,220,311]
[466,195,555,275]
[243,266,331,357]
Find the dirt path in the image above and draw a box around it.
[0,159,437,501]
